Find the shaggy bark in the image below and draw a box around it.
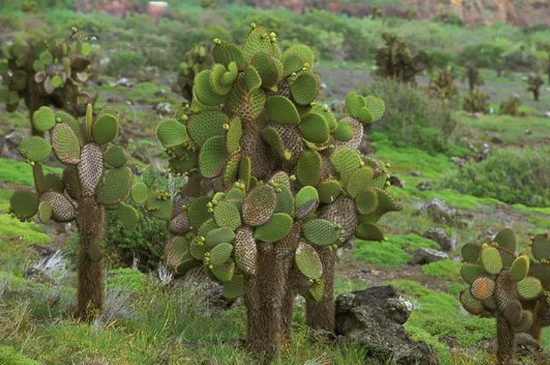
[305,247,336,332]
[75,196,106,320]
[496,313,514,365]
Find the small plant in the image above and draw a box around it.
[462,89,489,114]
[527,73,544,101]
[374,33,431,84]
[460,229,550,364]
[370,5,383,19]
[21,0,37,12]
[176,42,212,101]
[463,63,484,92]
[500,95,522,116]
[427,66,458,103]
[156,23,400,358]
[8,104,143,320]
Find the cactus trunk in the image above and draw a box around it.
[244,243,285,360]
[305,247,336,332]
[496,313,514,365]
[76,196,106,320]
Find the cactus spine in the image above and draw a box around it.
[156,23,400,357]
[9,105,140,320]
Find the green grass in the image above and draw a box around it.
[0,345,41,365]
[422,260,461,281]
[0,158,62,186]
[106,268,148,293]
[0,215,51,245]
[353,234,439,268]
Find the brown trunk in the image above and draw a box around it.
[305,247,336,332]
[75,196,105,320]
[534,89,539,101]
[280,280,294,344]
[496,314,514,365]
[244,243,285,361]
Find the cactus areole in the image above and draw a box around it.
[157,23,401,358]
[9,104,142,320]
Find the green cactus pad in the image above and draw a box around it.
[309,279,324,302]
[92,114,118,145]
[296,150,322,187]
[480,244,503,275]
[19,136,52,163]
[345,91,365,116]
[243,65,262,92]
[10,190,39,219]
[334,120,354,142]
[223,152,241,187]
[210,242,234,266]
[356,222,384,241]
[199,136,227,178]
[513,310,534,333]
[156,119,187,148]
[55,111,84,146]
[32,106,55,132]
[78,143,103,196]
[226,117,242,154]
[242,184,277,226]
[188,111,228,147]
[290,72,319,105]
[494,228,516,252]
[211,259,235,282]
[197,219,217,237]
[303,219,340,246]
[529,263,550,290]
[251,52,282,89]
[189,236,208,260]
[223,274,244,299]
[274,185,295,216]
[146,195,173,220]
[498,247,515,269]
[242,25,273,62]
[346,166,375,198]
[52,123,81,164]
[355,189,378,215]
[265,96,300,125]
[282,44,314,77]
[131,182,148,204]
[210,63,235,96]
[329,148,363,182]
[41,191,75,222]
[470,276,495,301]
[213,201,242,230]
[460,263,486,285]
[462,243,482,263]
[531,234,550,261]
[42,173,64,193]
[213,40,245,71]
[38,200,52,222]
[365,96,386,122]
[104,145,127,168]
[502,301,522,325]
[235,227,257,275]
[294,185,319,215]
[295,242,323,280]
[459,289,484,315]
[299,113,330,144]
[317,179,342,205]
[510,255,530,282]
[187,196,212,228]
[262,127,292,160]
[97,166,132,206]
[194,70,226,106]
[517,277,542,300]
[117,202,139,228]
[205,227,236,248]
[253,212,293,243]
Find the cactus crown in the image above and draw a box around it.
[460,229,550,334]
[157,24,401,299]
[10,105,142,233]
[0,34,95,115]
[177,42,212,101]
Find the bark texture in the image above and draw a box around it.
[305,247,336,332]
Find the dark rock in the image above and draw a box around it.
[491,136,503,144]
[389,175,404,188]
[410,171,421,177]
[416,181,432,191]
[0,130,22,159]
[335,286,439,365]
[450,156,467,167]
[408,247,448,265]
[438,335,459,349]
[422,227,456,251]
[515,333,550,364]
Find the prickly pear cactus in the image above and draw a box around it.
[0,34,96,117]
[156,23,401,356]
[176,42,212,101]
[527,73,544,101]
[460,229,550,365]
[427,66,458,102]
[462,88,489,114]
[9,104,142,319]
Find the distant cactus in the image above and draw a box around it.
[427,66,458,102]
[374,33,431,84]
[463,63,484,92]
[527,73,544,102]
[462,89,489,114]
[0,35,96,122]
[176,42,212,101]
[460,229,550,365]
[156,23,400,357]
[9,104,142,320]
[500,95,522,116]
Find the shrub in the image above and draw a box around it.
[462,89,489,114]
[443,147,550,207]
[362,78,457,154]
[104,51,147,77]
[500,95,522,116]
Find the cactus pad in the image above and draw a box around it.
[470,276,495,300]
[188,111,228,146]
[242,184,277,226]
[104,145,128,168]
[52,123,81,165]
[205,227,235,248]
[529,263,550,289]
[329,148,363,182]
[460,263,486,285]
[296,150,322,187]
[513,310,534,333]
[290,72,319,105]
[510,255,530,282]
[459,289,484,315]
[187,196,211,228]
[199,135,227,178]
[235,227,257,275]
[365,96,386,122]
[156,119,187,148]
[10,190,39,219]
[213,201,242,230]
[481,245,503,275]
[210,242,234,266]
[19,136,52,163]
[168,212,190,235]
[253,212,293,243]
[517,277,542,300]
[531,234,550,261]
[299,113,329,144]
[461,243,482,263]
[211,259,235,282]
[32,106,55,132]
[226,117,242,154]
[131,182,148,204]
[317,179,342,204]
[295,242,323,280]
[92,114,118,145]
[346,166,375,198]
[265,96,300,125]
[97,166,132,206]
[78,143,103,196]
[38,200,52,222]
[356,222,384,241]
[303,219,340,246]
[355,189,378,215]
[117,202,139,228]
[493,228,516,252]
[223,274,245,299]
[41,191,75,222]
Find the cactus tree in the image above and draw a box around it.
[460,229,550,364]
[463,63,484,92]
[9,104,142,319]
[156,23,400,357]
[527,73,544,102]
